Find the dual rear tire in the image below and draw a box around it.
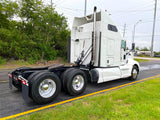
[29,72,61,104]
[29,68,87,104]
[62,68,87,96]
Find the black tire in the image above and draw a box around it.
[130,65,139,81]
[30,72,61,104]
[27,71,42,98]
[63,69,87,96]
[61,68,75,91]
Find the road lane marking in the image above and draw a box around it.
[0,80,8,83]
[1,74,160,120]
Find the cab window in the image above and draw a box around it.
[108,24,118,32]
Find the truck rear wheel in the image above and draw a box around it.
[130,65,139,81]
[30,72,61,104]
[61,68,75,91]
[28,71,42,98]
[63,69,87,96]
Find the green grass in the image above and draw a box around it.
[17,77,160,120]
[134,58,149,62]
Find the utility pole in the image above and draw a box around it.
[84,0,87,16]
[151,0,157,57]
[123,23,126,38]
[51,0,53,8]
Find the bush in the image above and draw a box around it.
[0,57,6,65]
[154,52,160,56]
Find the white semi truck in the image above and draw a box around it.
[9,7,139,104]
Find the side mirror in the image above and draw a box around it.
[121,40,126,50]
[132,43,135,51]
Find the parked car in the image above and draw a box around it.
[154,54,160,57]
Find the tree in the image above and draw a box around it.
[140,47,149,51]
[136,46,140,50]
[0,0,19,58]
[0,0,70,62]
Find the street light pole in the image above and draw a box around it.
[151,0,157,57]
[132,20,142,44]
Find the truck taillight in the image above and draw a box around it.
[18,75,29,86]
[8,74,12,78]
[8,73,18,81]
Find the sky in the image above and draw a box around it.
[44,0,160,51]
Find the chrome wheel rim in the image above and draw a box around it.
[39,79,56,98]
[133,69,138,79]
[72,75,84,91]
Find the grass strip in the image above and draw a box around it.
[134,58,149,62]
[0,58,66,70]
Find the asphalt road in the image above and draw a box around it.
[0,60,160,118]
[0,70,10,82]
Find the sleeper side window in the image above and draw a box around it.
[108,24,118,32]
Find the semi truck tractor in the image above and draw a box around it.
[9,7,139,104]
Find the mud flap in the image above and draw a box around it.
[22,83,29,102]
[9,77,12,89]
[18,75,29,102]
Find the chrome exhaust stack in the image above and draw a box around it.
[92,6,97,64]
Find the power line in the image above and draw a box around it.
[54,0,65,6]
[53,0,159,16]
[111,9,155,18]
[126,35,160,38]
[56,8,83,17]
[123,0,155,11]
[54,1,160,17]
[108,1,155,14]
[133,2,154,10]
[117,19,160,27]
[110,2,160,17]
[56,6,85,12]
[110,9,154,13]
